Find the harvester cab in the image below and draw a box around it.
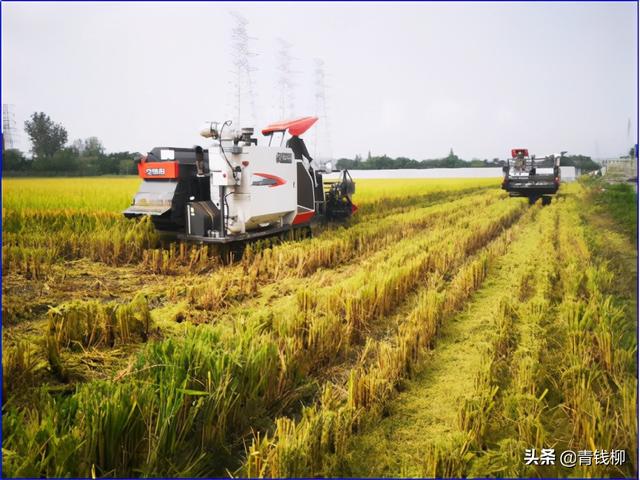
[123,117,356,244]
[501,148,564,205]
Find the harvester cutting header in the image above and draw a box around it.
[124,117,356,243]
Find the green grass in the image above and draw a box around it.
[586,180,638,241]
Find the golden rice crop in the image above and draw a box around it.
[240,200,534,477]
[1,178,635,478]
[2,177,514,477]
[239,186,636,478]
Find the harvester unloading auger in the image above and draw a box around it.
[123,117,357,247]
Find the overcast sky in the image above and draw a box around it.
[2,1,637,160]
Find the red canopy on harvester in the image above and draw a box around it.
[511,148,529,158]
[261,116,318,136]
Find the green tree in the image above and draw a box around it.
[2,149,29,171]
[561,155,601,172]
[72,137,107,174]
[83,136,104,156]
[112,152,139,175]
[24,112,68,160]
[118,158,136,175]
[71,138,85,155]
[31,147,78,173]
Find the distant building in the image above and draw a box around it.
[601,156,637,178]
[561,166,577,182]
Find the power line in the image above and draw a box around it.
[229,11,258,128]
[276,38,296,120]
[2,104,17,151]
[313,58,332,161]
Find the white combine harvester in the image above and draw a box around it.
[124,117,356,250]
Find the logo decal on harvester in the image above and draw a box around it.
[145,167,166,176]
[253,172,286,187]
[276,152,293,164]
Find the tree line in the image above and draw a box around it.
[336,149,603,172]
[2,111,608,175]
[3,112,139,175]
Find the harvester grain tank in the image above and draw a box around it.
[501,148,564,205]
[123,117,356,245]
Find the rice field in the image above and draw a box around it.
[1,176,637,478]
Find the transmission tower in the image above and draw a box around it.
[276,38,296,120]
[2,104,16,151]
[229,12,258,128]
[313,59,332,161]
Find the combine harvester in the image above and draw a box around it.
[124,117,356,256]
[501,148,565,205]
